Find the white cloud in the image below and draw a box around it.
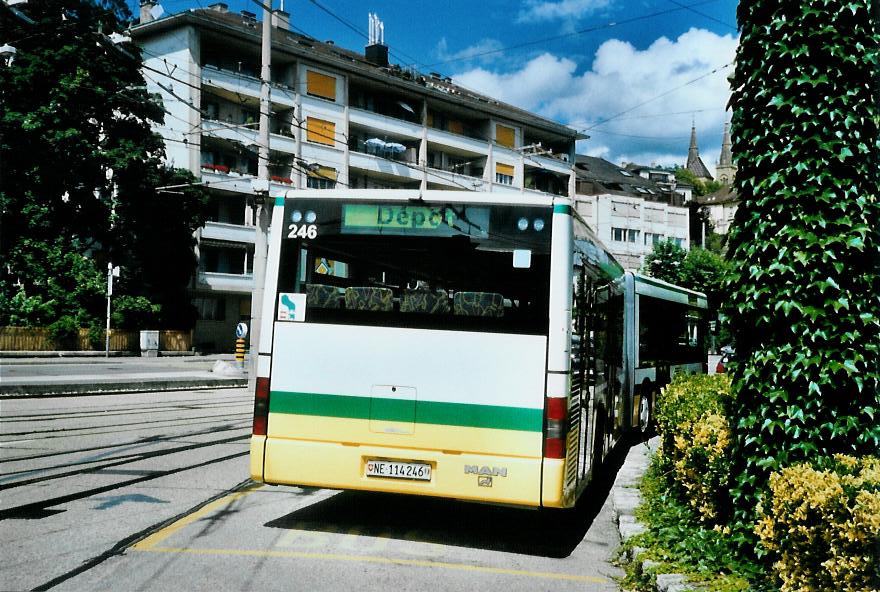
[452,28,738,173]
[434,37,505,66]
[517,0,613,23]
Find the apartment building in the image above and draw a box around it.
[574,156,691,271]
[131,3,580,351]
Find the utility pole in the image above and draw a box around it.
[105,262,119,357]
[249,0,272,391]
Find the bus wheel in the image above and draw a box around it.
[638,381,653,434]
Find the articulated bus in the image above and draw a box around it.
[250,190,707,509]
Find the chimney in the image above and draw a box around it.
[272,10,290,31]
[365,13,389,67]
[208,2,228,12]
[140,0,157,23]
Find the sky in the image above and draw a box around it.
[126,0,740,175]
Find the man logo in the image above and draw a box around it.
[464,465,507,478]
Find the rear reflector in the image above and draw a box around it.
[253,377,270,436]
[545,396,568,459]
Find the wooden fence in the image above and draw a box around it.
[0,327,193,352]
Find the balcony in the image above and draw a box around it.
[349,108,423,141]
[201,65,296,109]
[526,154,572,176]
[201,222,256,244]
[426,128,490,157]
[349,151,422,182]
[195,271,254,294]
[200,168,257,194]
[424,167,486,190]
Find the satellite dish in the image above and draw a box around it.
[150,3,165,19]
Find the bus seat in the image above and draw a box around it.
[344,287,393,311]
[453,291,504,317]
[305,283,342,309]
[401,289,450,314]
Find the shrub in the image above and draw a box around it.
[87,319,105,350]
[111,295,160,330]
[654,373,734,522]
[47,315,80,349]
[756,455,880,592]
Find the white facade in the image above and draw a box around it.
[575,194,690,271]
[133,8,578,351]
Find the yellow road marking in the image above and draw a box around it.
[132,483,609,584]
[133,484,263,551]
[136,546,609,583]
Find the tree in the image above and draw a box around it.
[0,0,207,329]
[725,0,879,548]
[674,167,722,198]
[642,240,687,285]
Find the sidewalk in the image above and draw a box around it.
[0,354,248,397]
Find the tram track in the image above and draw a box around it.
[2,394,249,422]
[0,433,249,489]
[0,411,251,439]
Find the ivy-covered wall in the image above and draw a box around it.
[726,0,880,542]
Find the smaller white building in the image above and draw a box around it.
[574,156,691,271]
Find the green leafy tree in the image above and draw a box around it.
[642,240,687,285]
[675,168,723,197]
[725,0,880,551]
[0,0,207,330]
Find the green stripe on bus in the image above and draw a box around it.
[553,204,572,215]
[275,196,285,207]
[269,391,544,432]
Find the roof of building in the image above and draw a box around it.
[131,8,582,141]
[694,184,739,206]
[574,155,674,199]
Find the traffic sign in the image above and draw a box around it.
[235,322,248,339]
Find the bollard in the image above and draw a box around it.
[235,337,246,365]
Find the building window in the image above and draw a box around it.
[307,166,338,189]
[202,101,219,120]
[306,70,336,101]
[628,229,639,243]
[193,296,225,321]
[495,124,515,149]
[495,163,514,185]
[241,109,257,126]
[671,237,685,247]
[645,232,664,246]
[612,227,625,242]
[306,117,336,146]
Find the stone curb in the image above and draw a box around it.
[613,436,702,592]
[0,378,247,397]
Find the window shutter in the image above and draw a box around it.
[308,166,338,181]
[306,70,336,101]
[306,117,336,146]
[496,124,515,148]
[495,163,514,177]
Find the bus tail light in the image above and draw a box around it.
[253,377,270,436]
[544,397,568,459]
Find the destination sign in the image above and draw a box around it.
[341,204,489,237]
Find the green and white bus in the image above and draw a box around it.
[250,190,707,508]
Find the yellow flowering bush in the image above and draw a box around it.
[654,373,733,523]
[756,455,880,592]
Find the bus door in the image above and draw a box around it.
[565,265,597,497]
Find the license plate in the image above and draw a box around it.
[365,459,432,481]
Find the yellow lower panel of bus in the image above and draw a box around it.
[540,458,567,508]
[250,436,266,482]
[268,413,542,457]
[262,415,545,507]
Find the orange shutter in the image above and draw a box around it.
[308,166,338,181]
[496,124,515,148]
[495,163,514,176]
[306,117,336,146]
[448,119,464,134]
[306,70,336,101]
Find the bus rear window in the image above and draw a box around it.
[275,200,552,335]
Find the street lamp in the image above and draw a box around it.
[106,262,120,357]
[0,43,16,67]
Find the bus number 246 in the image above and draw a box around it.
[288,224,318,239]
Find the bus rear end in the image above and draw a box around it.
[250,191,555,507]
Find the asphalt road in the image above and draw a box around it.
[0,388,624,592]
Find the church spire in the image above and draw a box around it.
[685,123,713,181]
[716,121,737,185]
